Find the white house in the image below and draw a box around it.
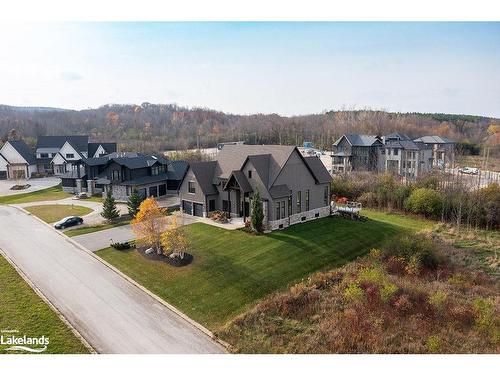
[0,140,37,180]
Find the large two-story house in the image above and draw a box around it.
[36,136,116,175]
[61,152,188,201]
[331,134,384,172]
[178,144,332,231]
[413,135,455,169]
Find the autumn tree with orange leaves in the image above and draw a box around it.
[131,197,167,254]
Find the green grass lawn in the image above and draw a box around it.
[363,208,435,232]
[25,204,93,223]
[65,220,131,237]
[96,213,426,330]
[0,255,89,354]
[0,185,71,204]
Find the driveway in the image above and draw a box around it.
[0,205,225,354]
[0,177,60,196]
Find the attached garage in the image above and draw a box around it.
[193,203,204,217]
[149,185,158,197]
[158,184,166,196]
[182,200,193,215]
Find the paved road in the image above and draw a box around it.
[0,205,225,354]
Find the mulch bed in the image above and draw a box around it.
[10,184,31,190]
[136,246,193,267]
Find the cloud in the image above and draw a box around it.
[60,71,83,81]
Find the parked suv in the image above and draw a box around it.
[54,216,83,229]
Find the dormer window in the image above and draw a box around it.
[152,165,159,176]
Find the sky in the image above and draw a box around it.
[0,22,499,117]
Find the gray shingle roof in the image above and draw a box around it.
[269,184,290,199]
[36,136,89,152]
[190,161,218,195]
[246,154,271,187]
[385,132,411,141]
[88,142,117,157]
[217,144,295,182]
[167,160,189,180]
[7,140,36,164]
[124,174,169,186]
[224,170,253,193]
[303,156,332,184]
[385,140,428,150]
[333,134,382,147]
[414,135,455,144]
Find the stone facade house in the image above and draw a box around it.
[179,144,332,231]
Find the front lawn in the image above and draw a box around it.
[25,204,93,223]
[65,220,131,237]
[0,255,89,354]
[0,185,71,204]
[96,213,424,330]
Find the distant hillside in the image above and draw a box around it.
[0,103,497,153]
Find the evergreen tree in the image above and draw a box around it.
[101,189,120,221]
[251,191,264,233]
[127,188,143,217]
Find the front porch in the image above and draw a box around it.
[222,170,253,221]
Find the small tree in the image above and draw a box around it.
[101,189,119,222]
[127,188,143,218]
[251,191,264,233]
[161,212,190,258]
[131,197,167,254]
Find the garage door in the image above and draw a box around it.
[193,203,204,217]
[0,171,6,180]
[149,186,158,197]
[158,184,166,196]
[182,200,193,215]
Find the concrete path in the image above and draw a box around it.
[0,205,225,354]
[0,177,61,196]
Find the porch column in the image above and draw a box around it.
[75,179,82,193]
[87,179,95,196]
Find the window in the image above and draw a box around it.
[281,200,285,218]
[209,199,216,211]
[276,203,280,220]
[66,153,75,159]
[296,191,302,213]
[305,190,310,211]
[393,148,399,156]
[188,181,196,194]
[324,186,329,206]
[151,166,159,176]
[387,148,391,155]
[248,170,252,179]
[40,153,48,158]
[112,170,120,180]
[288,195,292,216]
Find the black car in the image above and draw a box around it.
[54,216,83,229]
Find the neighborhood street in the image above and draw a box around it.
[0,205,226,354]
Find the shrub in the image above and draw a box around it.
[428,290,447,310]
[343,283,364,304]
[111,241,133,250]
[382,234,441,271]
[380,283,398,303]
[394,294,413,314]
[405,188,444,218]
[250,191,264,233]
[426,335,441,353]
[358,192,377,207]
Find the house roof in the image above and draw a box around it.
[333,134,381,147]
[7,140,36,164]
[124,174,169,186]
[246,154,271,187]
[60,166,86,179]
[36,136,89,152]
[167,160,189,180]
[88,142,117,157]
[269,184,290,199]
[413,135,455,144]
[0,152,9,165]
[385,140,427,150]
[83,153,169,169]
[385,132,411,141]
[303,156,333,184]
[217,145,295,183]
[224,170,253,193]
[189,161,218,195]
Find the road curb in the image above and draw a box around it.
[11,205,232,353]
[0,246,97,354]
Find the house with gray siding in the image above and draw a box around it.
[413,135,455,168]
[331,134,384,172]
[179,145,332,231]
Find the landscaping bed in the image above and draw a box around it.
[136,246,193,267]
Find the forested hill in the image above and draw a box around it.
[0,103,496,153]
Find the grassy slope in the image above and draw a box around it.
[96,213,432,330]
[25,205,93,223]
[0,255,89,354]
[65,220,130,237]
[0,185,71,204]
